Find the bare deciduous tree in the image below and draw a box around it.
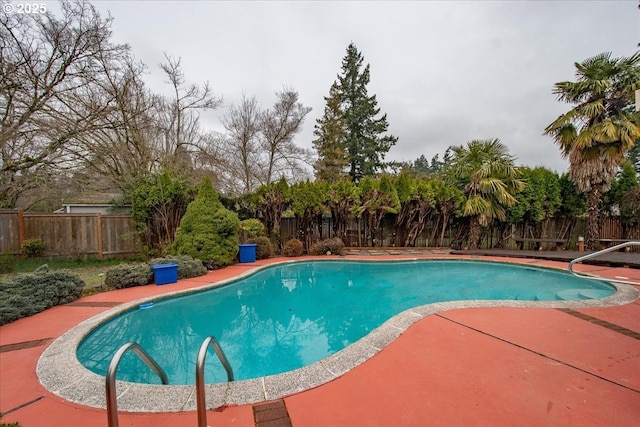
[220,94,263,194]
[155,54,222,173]
[0,0,129,208]
[68,54,159,194]
[259,89,313,186]
[206,89,314,195]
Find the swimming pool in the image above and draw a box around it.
[76,259,615,385]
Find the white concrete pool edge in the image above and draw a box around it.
[36,258,640,412]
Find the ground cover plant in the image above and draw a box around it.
[104,263,152,289]
[0,414,20,426]
[0,257,136,295]
[0,266,84,325]
[0,254,208,324]
[149,255,207,279]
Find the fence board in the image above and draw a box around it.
[102,216,139,255]
[0,211,21,255]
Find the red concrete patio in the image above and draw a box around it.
[1,254,639,427]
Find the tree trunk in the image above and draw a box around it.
[439,212,450,247]
[585,188,601,251]
[469,216,482,250]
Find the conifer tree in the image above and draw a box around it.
[170,179,240,267]
[312,82,348,182]
[314,43,397,183]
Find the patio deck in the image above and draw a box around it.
[450,248,640,269]
[1,254,639,427]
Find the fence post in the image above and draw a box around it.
[96,213,103,260]
[17,210,25,259]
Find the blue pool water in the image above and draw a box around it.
[77,260,615,385]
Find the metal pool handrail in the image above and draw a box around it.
[106,342,168,427]
[569,241,640,286]
[196,335,234,427]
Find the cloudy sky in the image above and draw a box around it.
[82,1,640,173]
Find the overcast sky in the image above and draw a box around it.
[83,1,640,173]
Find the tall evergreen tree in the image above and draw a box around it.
[314,43,397,183]
[312,82,348,182]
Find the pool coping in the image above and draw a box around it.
[36,258,640,412]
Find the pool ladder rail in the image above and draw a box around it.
[106,342,168,427]
[569,240,640,286]
[105,337,234,427]
[196,336,234,427]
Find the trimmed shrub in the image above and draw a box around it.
[282,239,304,257]
[309,237,345,256]
[0,267,85,325]
[239,218,266,241]
[170,179,240,268]
[247,237,273,260]
[149,255,206,279]
[325,237,345,254]
[104,263,152,289]
[22,238,45,258]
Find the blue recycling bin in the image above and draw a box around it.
[238,243,257,263]
[151,263,178,285]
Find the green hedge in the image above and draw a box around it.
[0,266,85,325]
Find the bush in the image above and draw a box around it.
[0,268,85,325]
[239,219,266,241]
[247,237,273,260]
[104,263,152,289]
[0,253,14,274]
[170,179,240,268]
[282,239,304,257]
[22,238,45,258]
[309,237,345,256]
[149,255,206,279]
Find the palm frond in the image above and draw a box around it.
[477,177,506,195]
[544,111,577,135]
[463,195,490,217]
[578,99,606,120]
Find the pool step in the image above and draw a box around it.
[556,289,612,301]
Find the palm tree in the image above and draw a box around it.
[445,139,524,249]
[544,52,640,250]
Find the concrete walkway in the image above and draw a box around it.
[1,255,639,427]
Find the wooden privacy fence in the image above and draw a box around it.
[0,210,141,259]
[279,216,640,250]
[1,210,638,258]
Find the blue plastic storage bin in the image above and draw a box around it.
[151,263,178,285]
[238,243,257,263]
